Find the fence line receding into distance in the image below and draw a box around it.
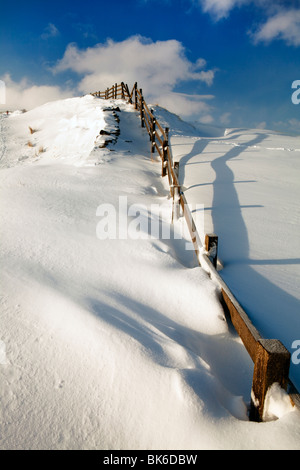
[91,82,300,422]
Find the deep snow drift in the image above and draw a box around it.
[0,95,299,450]
[167,113,300,391]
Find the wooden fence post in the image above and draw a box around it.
[173,161,179,177]
[126,84,132,103]
[249,339,291,422]
[134,83,138,110]
[162,128,169,177]
[205,234,218,269]
[150,109,156,154]
[140,89,145,128]
[121,82,125,99]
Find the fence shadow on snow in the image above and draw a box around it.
[91,82,300,422]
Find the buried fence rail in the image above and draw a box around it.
[91,81,300,422]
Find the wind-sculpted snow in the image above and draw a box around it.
[0,96,299,450]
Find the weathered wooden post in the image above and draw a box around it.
[115,83,118,99]
[249,339,291,422]
[162,128,169,177]
[171,160,180,200]
[134,82,138,110]
[140,89,145,128]
[121,82,125,100]
[150,109,156,154]
[125,84,131,103]
[205,234,218,269]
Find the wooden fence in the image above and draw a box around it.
[91,82,300,422]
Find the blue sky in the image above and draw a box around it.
[1,0,300,133]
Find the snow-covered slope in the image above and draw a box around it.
[168,122,300,391]
[0,96,299,450]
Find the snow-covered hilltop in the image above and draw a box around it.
[0,95,299,450]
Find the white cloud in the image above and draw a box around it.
[273,118,300,134]
[288,118,300,130]
[156,92,214,119]
[199,0,249,20]
[220,112,232,125]
[52,36,216,119]
[197,0,300,46]
[41,23,60,40]
[251,9,300,46]
[0,36,216,119]
[256,121,267,129]
[0,74,73,111]
[0,79,6,105]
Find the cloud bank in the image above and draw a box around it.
[52,35,216,120]
[0,74,73,111]
[1,37,216,122]
[252,8,300,46]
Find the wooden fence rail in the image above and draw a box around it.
[91,81,300,422]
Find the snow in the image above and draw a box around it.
[0,95,299,450]
[263,383,295,422]
[167,113,300,392]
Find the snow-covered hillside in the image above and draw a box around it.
[166,112,300,391]
[0,95,299,450]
